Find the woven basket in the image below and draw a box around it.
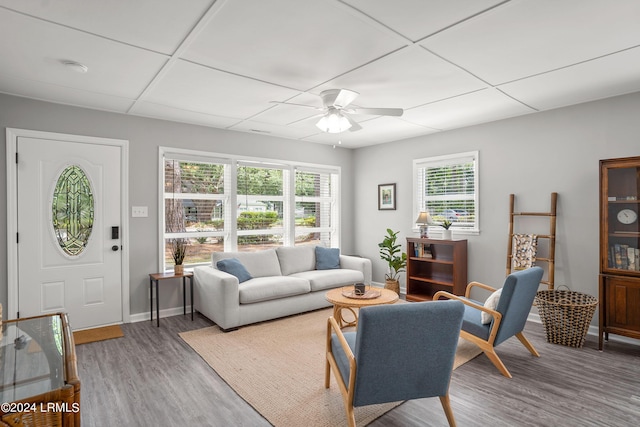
[384,279,400,296]
[535,290,598,348]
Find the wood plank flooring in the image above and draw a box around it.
[76,313,640,426]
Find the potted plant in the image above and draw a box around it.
[172,238,187,275]
[441,219,453,240]
[378,228,407,295]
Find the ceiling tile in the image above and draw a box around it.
[130,101,241,129]
[342,0,504,41]
[0,0,215,54]
[403,89,535,130]
[143,60,301,118]
[500,46,640,110]
[228,120,316,139]
[0,73,134,112]
[422,0,640,84]
[181,0,407,90]
[314,45,488,109]
[0,8,168,98]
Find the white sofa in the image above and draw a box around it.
[193,245,372,331]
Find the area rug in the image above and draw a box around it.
[73,324,124,345]
[180,308,481,427]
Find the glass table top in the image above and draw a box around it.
[0,315,65,403]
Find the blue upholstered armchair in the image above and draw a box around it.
[325,300,464,427]
[434,266,544,378]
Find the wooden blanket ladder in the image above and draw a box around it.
[506,192,557,290]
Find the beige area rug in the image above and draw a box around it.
[73,324,124,345]
[180,307,482,427]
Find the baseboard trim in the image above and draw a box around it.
[130,306,192,323]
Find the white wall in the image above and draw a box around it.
[0,93,356,318]
[354,91,640,306]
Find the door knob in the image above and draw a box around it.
[112,245,119,251]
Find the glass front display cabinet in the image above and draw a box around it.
[599,156,640,350]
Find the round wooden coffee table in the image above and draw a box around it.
[325,287,399,328]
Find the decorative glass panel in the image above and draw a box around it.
[52,165,94,256]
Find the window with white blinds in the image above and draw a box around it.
[294,167,338,247]
[414,151,479,233]
[163,156,229,268]
[160,148,340,271]
[236,162,285,250]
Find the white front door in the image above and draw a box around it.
[13,132,125,330]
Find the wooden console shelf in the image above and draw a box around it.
[406,238,467,301]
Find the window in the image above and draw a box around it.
[414,151,479,234]
[294,167,338,247]
[236,162,285,250]
[160,148,340,271]
[52,165,94,256]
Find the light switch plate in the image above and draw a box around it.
[132,206,148,218]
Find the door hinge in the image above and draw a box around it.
[15,152,18,164]
[16,232,19,243]
[16,311,19,319]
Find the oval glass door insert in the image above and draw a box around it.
[52,165,94,256]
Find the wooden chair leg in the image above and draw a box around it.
[324,358,331,388]
[483,347,512,378]
[439,394,457,427]
[345,403,356,427]
[515,332,540,357]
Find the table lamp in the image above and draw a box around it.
[415,211,431,238]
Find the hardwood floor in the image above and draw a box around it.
[77,313,640,426]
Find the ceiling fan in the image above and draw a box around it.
[272,89,403,133]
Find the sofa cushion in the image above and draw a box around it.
[239,276,311,304]
[216,258,252,283]
[316,246,340,270]
[276,246,316,276]
[292,269,364,292]
[212,249,282,278]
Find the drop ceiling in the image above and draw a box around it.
[1,0,639,148]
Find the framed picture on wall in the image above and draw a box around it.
[378,183,396,210]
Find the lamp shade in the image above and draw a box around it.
[415,211,430,225]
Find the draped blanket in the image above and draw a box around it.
[513,234,538,270]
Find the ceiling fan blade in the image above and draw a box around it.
[348,107,404,117]
[333,89,359,108]
[319,89,359,109]
[270,101,323,111]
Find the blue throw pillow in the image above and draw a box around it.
[316,246,340,270]
[217,258,252,283]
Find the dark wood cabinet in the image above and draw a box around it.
[406,238,467,301]
[599,156,640,350]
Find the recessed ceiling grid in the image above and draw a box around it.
[0,0,639,148]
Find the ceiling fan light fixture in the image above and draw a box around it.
[316,111,352,133]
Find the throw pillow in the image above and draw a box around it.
[315,246,340,270]
[217,258,252,283]
[481,288,502,324]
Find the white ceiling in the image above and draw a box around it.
[1,0,640,149]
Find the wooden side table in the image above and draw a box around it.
[325,287,399,328]
[149,271,194,327]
